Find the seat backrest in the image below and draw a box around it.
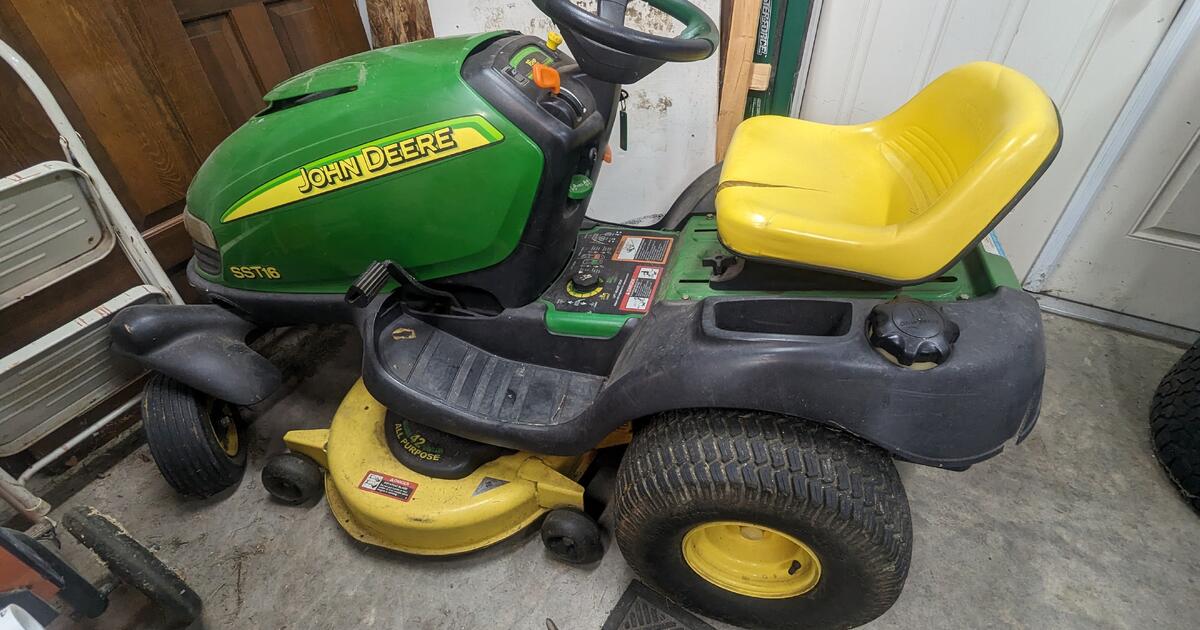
[878,61,1060,233]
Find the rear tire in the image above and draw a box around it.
[142,373,246,498]
[613,410,912,630]
[1150,339,1200,514]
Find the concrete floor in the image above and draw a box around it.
[35,314,1200,629]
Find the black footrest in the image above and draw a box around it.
[372,315,603,428]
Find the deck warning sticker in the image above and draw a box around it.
[620,265,663,313]
[613,235,673,264]
[472,476,509,496]
[359,471,417,502]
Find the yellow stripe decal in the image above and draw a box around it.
[222,115,503,223]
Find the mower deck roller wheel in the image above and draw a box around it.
[614,410,912,630]
[263,452,324,504]
[541,508,603,564]
[142,373,246,498]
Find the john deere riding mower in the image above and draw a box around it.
[110,0,1061,627]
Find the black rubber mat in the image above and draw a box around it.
[601,580,715,630]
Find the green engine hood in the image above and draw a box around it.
[187,32,544,293]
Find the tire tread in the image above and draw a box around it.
[614,410,912,629]
[1150,340,1200,514]
[142,374,245,498]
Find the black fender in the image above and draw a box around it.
[109,304,281,405]
[357,287,1044,469]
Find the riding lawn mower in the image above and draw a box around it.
[109,0,1061,627]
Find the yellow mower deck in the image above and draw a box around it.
[283,380,591,555]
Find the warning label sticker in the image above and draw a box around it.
[358,471,417,502]
[472,476,509,496]
[613,235,673,264]
[620,266,663,313]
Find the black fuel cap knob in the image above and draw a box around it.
[570,271,601,292]
[868,297,960,366]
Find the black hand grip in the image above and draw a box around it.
[346,260,391,307]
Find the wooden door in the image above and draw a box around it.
[176,0,369,126]
[0,0,368,356]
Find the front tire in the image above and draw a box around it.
[613,410,912,630]
[142,373,247,498]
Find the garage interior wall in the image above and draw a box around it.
[797,0,1184,281]
[427,0,721,226]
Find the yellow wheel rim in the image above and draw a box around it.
[682,521,821,599]
[218,420,239,457]
[206,399,240,457]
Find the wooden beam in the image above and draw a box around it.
[716,0,763,160]
[749,62,772,91]
[365,0,434,47]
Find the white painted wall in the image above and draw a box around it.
[798,0,1183,279]
[428,0,720,225]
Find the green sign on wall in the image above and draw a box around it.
[744,0,814,118]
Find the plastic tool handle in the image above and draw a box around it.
[346,260,391,307]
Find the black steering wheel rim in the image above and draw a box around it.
[531,0,718,63]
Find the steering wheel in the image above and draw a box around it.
[531,0,719,63]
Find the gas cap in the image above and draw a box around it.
[868,297,960,367]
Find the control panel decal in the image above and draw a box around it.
[508,45,553,74]
[613,235,673,264]
[545,228,677,316]
[619,266,663,313]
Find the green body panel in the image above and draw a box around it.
[187,33,545,293]
[540,216,1019,339]
[541,306,636,339]
[660,216,1020,303]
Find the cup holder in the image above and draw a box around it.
[711,299,853,337]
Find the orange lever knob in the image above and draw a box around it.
[531,63,561,94]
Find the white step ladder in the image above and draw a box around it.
[0,38,183,524]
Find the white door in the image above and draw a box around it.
[796,0,1184,277]
[1037,23,1200,332]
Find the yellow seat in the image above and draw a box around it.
[716,61,1061,284]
